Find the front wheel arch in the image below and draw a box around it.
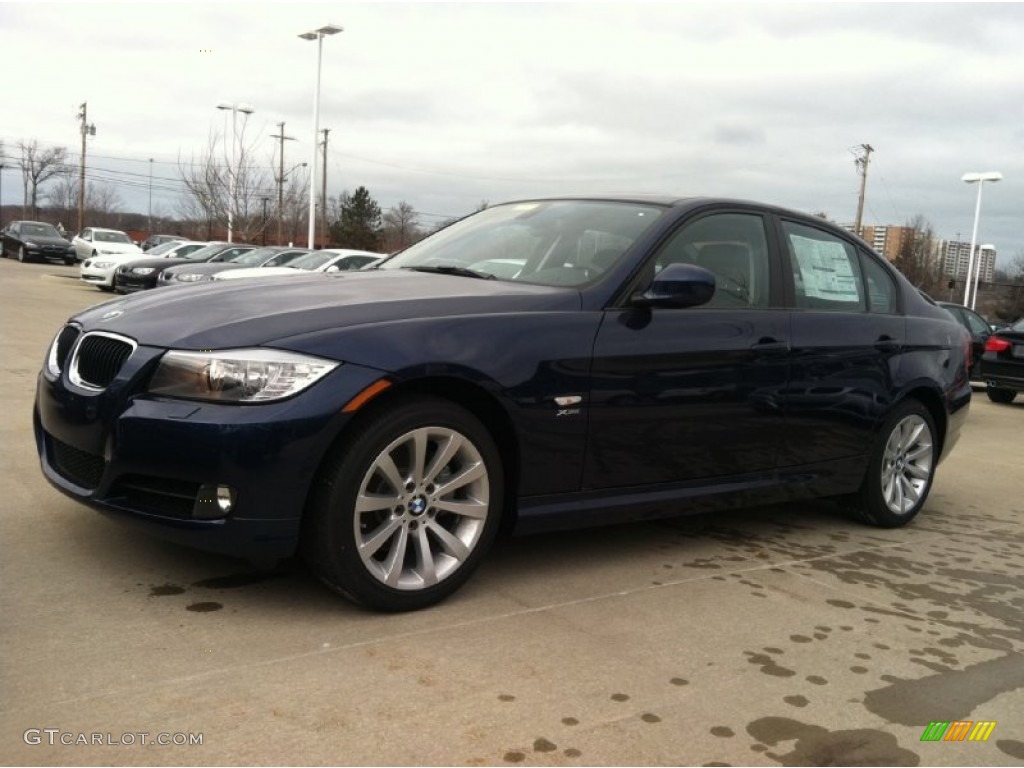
[301,393,506,610]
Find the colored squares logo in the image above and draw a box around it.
[920,721,996,742]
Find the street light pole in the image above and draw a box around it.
[961,171,1002,310]
[216,102,255,243]
[299,24,342,249]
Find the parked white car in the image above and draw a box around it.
[80,240,204,291]
[212,248,386,281]
[71,227,142,262]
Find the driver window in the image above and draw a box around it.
[652,213,771,308]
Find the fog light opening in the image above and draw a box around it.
[193,484,235,519]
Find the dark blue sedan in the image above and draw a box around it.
[34,197,971,610]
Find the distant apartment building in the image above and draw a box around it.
[841,224,913,262]
[939,240,996,282]
[842,224,998,283]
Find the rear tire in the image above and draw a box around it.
[845,399,936,528]
[986,387,1017,404]
[303,395,504,611]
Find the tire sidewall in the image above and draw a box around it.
[861,399,937,527]
[307,396,504,611]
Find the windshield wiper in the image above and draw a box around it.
[402,265,495,280]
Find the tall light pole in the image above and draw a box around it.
[961,171,1002,310]
[299,24,342,249]
[216,102,255,243]
[0,163,5,228]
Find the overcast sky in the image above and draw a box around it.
[2,1,1022,263]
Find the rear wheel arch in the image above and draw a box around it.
[900,386,947,460]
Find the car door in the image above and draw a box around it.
[73,229,92,260]
[583,209,790,489]
[778,219,905,468]
[3,223,18,256]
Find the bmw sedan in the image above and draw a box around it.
[212,248,385,282]
[34,196,971,611]
[980,317,1024,404]
[1,220,77,264]
[113,243,255,293]
[158,246,311,286]
[80,240,205,292]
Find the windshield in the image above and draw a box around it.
[380,200,665,286]
[22,223,61,238]
[146,240,183,256]
[287,251,335,270]
[229,247,283,266]
[182,244,229,261]
[94,230,132,244]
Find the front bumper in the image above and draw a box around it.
[114,272,159,293]
[80,263,118,286]
[35,345,388,563]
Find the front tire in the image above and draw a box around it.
[847,399,936,528]
[98,285,114,293]
[18,246,27,263]
[304,396,504,611]
[986,387,1017,404]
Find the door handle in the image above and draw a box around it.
[874,335,901,352]
[751,338,789,355]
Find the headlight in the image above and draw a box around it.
[175,273,209,282]
[24,241,38,248]
[93,260,115,269]
[148,349,339,403]
[132,267,155,275]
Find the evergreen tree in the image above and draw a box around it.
[330,186,383,250]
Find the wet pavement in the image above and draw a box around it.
[2,260,1022,765]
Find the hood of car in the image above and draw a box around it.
[118,256,193,271]
[214,266,297,279]
[86,242,140,254]
[163,262,252,276]
[72,270,579,350]
[23,235,71,247]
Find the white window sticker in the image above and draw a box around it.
[790,235,859,302]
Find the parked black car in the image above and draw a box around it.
[1,221,77,264]
[937,301,991,379]
[113,243,255,293]
[35,196,971,611]
[157,246,312,285]
[980,317,1024,404]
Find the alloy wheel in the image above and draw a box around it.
[353,426,489,590]
[880,414,933,515]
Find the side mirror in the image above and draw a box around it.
[325,265,340,273]
[631,263,716,309]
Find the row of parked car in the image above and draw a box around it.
[0,220,386,292]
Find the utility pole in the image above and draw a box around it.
[147,158,154,232]
[320,127,330,249]
[76,102,96,233]
[271,121,295,246]
[261,196,270,245]
[853,143,873,237]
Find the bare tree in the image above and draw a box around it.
[893,214,943,296]
[18,140,67,219]
[47,170,124,231]
[382,201,421,252]
[177,122,272,243]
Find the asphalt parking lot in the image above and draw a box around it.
[2,258,1023,766]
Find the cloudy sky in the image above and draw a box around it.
[2,1,1022,263]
